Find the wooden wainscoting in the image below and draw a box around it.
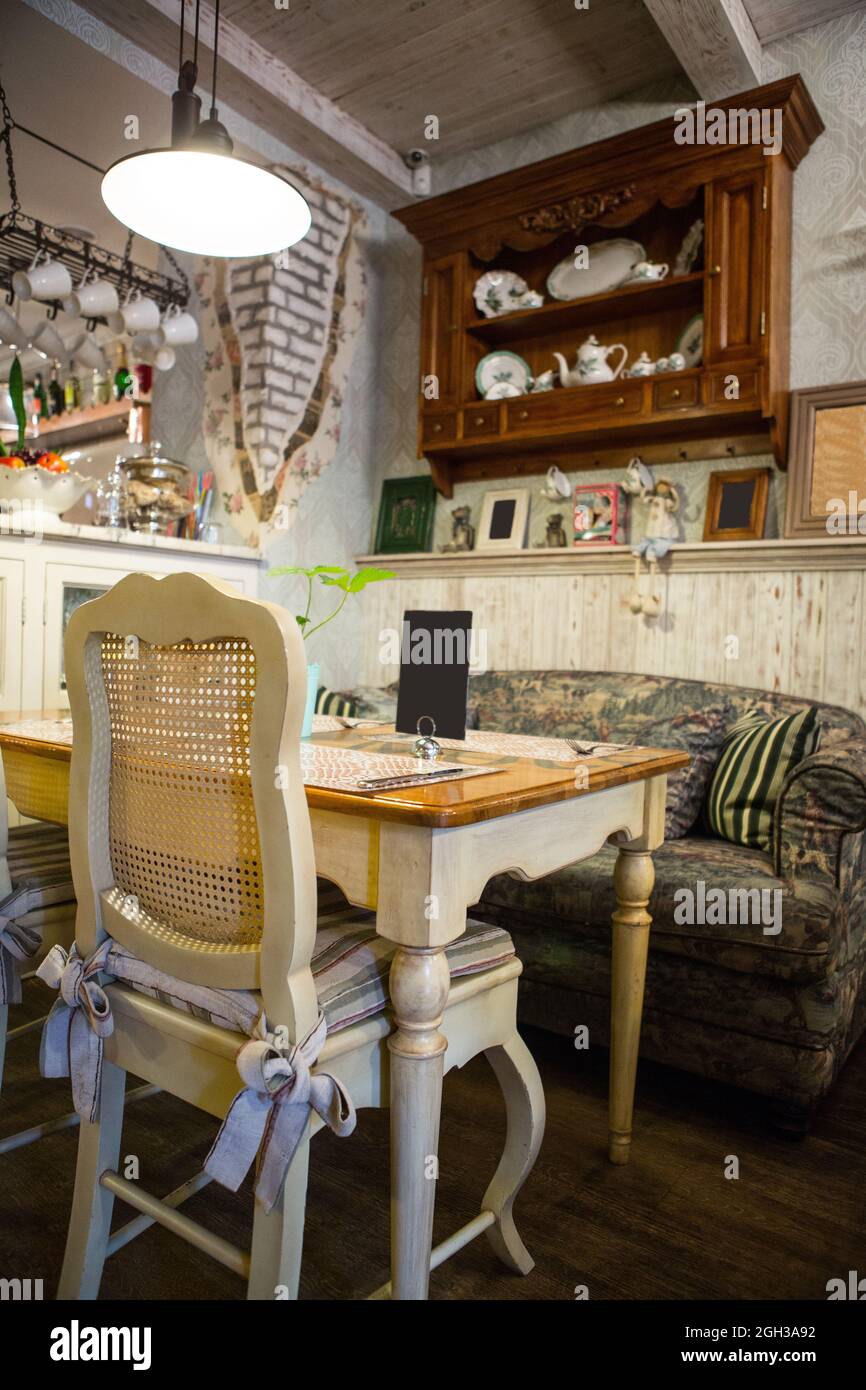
[356,539,864,718]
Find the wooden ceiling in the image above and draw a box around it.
[52,0,866,208]
[218,0,682,156]
[743,0,866,43]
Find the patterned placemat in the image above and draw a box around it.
[300,743,500,792]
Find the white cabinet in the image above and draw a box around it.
[0,520,262,712]
[0,557,24,712]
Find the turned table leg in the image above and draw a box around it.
[388,944,451,1300]
[609,846,654,1165]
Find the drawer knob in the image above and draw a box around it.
[518,409,529,420]
[432,422,442,433]
[474,415,485,425]
[615,396,625,406]
[670,388,681,400]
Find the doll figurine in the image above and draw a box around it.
[621,457,680,617]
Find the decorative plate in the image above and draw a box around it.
[676,313,704,367]
[473,270,543,318]
[484,380,522,400]
[546,238,645,301]
[475,350,532,397]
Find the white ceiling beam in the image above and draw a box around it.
[642,0,763,100]
[71,0,414,206]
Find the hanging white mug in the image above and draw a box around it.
[107,290,161,336]
[156,306,198,347]
[542,464,571,501]
[12,252,72,303]
[63,271,119,319]
[30,319,68,362]
[69,332,107,372]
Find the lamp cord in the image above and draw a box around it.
[210,0,221,117]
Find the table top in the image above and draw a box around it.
[0,710,688,829]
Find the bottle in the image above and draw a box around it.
[64,369,81,412]
[91,365,110,406]
[31,371,48,422]
[113,344,132,401]
[48,362,64,417]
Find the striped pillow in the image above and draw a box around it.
[315,686,357,718]
[705,706,820,851]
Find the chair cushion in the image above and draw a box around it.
[5,822,75,903]
[0,823,75,1005]
[105,881,516,1037]
[705,706,821,851]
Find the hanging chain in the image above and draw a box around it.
[0,77,21,221]
[160,243,190,299]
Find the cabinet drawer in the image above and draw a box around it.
[704,368,760,406]
[461,403,500,438]
[653,375,699,410]
[506,382,643,433]
[421,411,457,446]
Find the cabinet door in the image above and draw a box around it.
[0,557,24,712]
[706,170,767,364]
[42,561,171,708]
[421,253,463,406]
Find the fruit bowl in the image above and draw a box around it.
[0,462,95,514]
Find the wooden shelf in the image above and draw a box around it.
[0,399,131,451]
[358,537,866,578]
[466,272,705,344]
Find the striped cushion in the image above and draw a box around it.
[315,687,357,718]
[105,881,516,1037]
[0,823,75,1005]
[705,706,821,851]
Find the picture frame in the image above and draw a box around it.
[572,483,621,547]
[785,380,866,539]
[475,488,530,551]
[703,466,770,542]
[374,474,436,554]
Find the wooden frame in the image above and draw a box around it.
[476,488,529,551]
[703,466,769,542]
[785,380,866,539]
[374,475,436,554]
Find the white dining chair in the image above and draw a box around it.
[44,571,543,1300]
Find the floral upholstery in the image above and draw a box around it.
[341,670,866,1112]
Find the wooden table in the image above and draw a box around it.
[0,711,687,1299]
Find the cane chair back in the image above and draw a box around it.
[64,572,318,1036]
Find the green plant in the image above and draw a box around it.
[0,355,26,456]
[268,563,394,644]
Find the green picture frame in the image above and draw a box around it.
[374,474,436,554]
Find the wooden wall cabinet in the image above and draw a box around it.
[394,77,823,497]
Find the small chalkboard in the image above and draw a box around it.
[717,479,755,530]
[395,610,472,741]
[704,467,770,542]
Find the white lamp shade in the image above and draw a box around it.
[101,149,311,258]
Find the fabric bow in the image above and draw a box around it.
[205,1011,355,1212]
[0,895,41,1005]
[37,941,114,1123]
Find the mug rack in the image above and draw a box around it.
[0,213,190,323]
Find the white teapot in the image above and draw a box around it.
[554,335,628,387]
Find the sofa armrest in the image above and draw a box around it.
[774,738,866,897]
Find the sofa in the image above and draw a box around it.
[342,671,866,1127]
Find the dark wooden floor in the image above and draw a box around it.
[2,979,864,1300]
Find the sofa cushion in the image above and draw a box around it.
[705,706,820,851]
[315,686,357,718]
[477,836,846,985]
[106,882,516,1036]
